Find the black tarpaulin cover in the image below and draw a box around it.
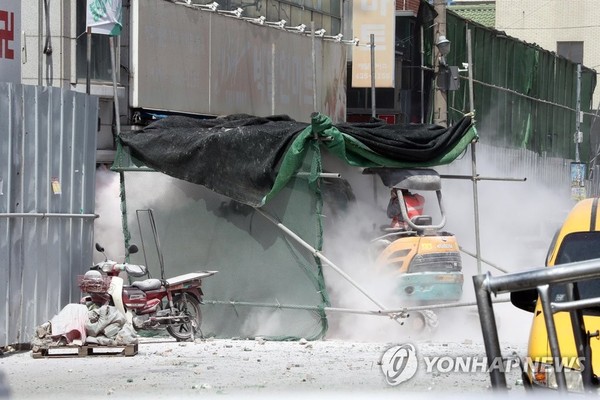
[112,112,477,340]
[116,112,477,206]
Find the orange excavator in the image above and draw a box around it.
[365,167,464,329]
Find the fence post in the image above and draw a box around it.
[473,274,508,390]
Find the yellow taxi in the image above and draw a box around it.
[512,197,600,391]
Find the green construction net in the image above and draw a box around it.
[119,144,330,340]
[111,112,477,340]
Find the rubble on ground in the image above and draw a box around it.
[31,303,138,352]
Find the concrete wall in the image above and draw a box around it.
[131,0,347,122]
[19,0,347,162]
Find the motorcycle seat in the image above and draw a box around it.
[131,278,162,291]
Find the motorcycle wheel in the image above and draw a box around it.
[166,293,202,342]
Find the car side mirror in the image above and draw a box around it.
[510,289,537,313]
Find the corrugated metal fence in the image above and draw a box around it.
[0,83,98,347]
[445,11,597,162]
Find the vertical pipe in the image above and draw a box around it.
[39,0,43,86]
[208,10,212,112]
[466,29,475,114]
[566,282,594,391]
[471,143,482,274]
[272,43,276,116]
[473,274,507,390]
[109,36,120,136]
[86,28,91,95]
[312,22,317,112]
[370,33,376,118]
[433,0,447,126]
[538,284,567,391]
[575,64,581,163]
[119,171,131,251]
[370,33,377,201]
[147,209,166,281]
[112,34,128,253]
[420,25,424,123]
[466,29,482,274]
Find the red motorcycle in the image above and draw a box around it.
[79,243,216,341]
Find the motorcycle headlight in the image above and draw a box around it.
[530,362,584,392]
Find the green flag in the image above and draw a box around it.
[86,0,122,36]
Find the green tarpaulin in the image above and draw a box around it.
[110,112,477,340]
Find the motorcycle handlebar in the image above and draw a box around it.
[90,261,147,277]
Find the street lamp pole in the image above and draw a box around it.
[433,0,447,127]
[370,33,376,118]
[575,64,582,163]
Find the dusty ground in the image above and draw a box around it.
[1,333,528,400]
[1,270,536,400]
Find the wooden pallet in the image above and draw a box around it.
[32,343,137,358]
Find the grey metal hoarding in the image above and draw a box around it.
[131,0,346,123]
[0,83,98,347]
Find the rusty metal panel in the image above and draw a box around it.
[0,83,98,347]
[131,0,347,122]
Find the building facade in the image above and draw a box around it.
[9,0,346,163]
[495,0,600,108]
[346,1,426,124]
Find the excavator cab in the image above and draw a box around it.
[364,167,464,305]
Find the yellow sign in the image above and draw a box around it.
[51,178,61,195]
[351,0,395,88]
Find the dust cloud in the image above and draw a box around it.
[93,168,197,262]
[320,145,577,345]
[94,141,578,345]
[93,165,125,262]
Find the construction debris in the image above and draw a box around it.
[30,303,138,358]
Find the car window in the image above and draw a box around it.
[556,232,600,264]
[551,232,600,307]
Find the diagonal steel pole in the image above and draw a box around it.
[254,207,395,316]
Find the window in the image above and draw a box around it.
[556,232,600,266]
[76,3,113,82]
[557,41,583,64]
[550,232,600,314]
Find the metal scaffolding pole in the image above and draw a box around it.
[473,258,600,391]
[0,213,98,219]
[473,274,507,390]
[370,34,376,118]
[254,207,394,316]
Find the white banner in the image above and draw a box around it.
[87,0,123,36]
[0,0,21,83]
[351,0,395,88]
